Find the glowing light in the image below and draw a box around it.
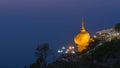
[93,35,97,38]
[90,38,94,42]
[68,45,74,51]
[117,33,119,35]
[57,45,76,54]
[66,49,69,51]
[74,18,90,52]
[72,46,74,49]
[68,46,72,50]
[62,46,65,49]
[71,51,75,54]
[58,49,63,53]
[60,50,63,53]
[65,51,68,53]
[58,49,61,53]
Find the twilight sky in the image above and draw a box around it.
[0,0,120,68]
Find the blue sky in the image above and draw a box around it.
[0,0,120,68]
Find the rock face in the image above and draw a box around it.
[74,31,90,51]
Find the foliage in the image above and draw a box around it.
[30,43,55,68]
[35,43,50,59]
[91,39,120,62]
[46,39,120,68]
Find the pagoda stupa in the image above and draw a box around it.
[74,18,90,52]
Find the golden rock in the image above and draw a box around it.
[74,18,90,52]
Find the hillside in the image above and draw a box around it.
[47,38,120,68]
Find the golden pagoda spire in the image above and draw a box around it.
[74,17,90,52]
[81,18,86,32]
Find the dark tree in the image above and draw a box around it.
[35,43,54,68]
[113,61,120,68]
[30,63,40,68]
[30,58,44,68]
[24,65,27,68]
[35,43,49,58]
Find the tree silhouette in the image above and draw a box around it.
[24,65,27,68]
[34,43,54,68]
[113,60,120,68]
[30,58,44,68]
[35,43,49,58]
